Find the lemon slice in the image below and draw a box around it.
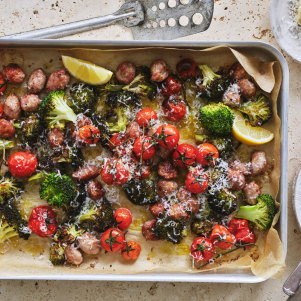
[232,110,274,145]
[62,55,113,85]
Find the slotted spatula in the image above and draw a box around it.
[3,0,214,40]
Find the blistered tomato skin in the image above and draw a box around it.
[196,143,219,166]
[155,124,180,149]
[163,96,186,122]
[172,143,196,168]
[136,108,157,127]
[133,136,156,160]
[162,76,182,96]
[190,237,215,262]
[114,208,133,230]
[210,224,235,250]
[78,124,101,144]
[176,58,197,79]
[100,227,125,252]
[101,158,129,186]
[185,168,209,194]
[122,241,141,260]
[8,152,37,178]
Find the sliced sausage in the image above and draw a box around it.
[87,179,105,200]
[167,203,189,220]
[0,119,15,138]
[142,219,159,241]
[78,232,101,255]
[3,94,21,120]
[158,145,173,160]
[76,114,92,128]
[150,59,169,82]
[223,85,241,107]
[177,187,200,214]
[20,94,41,112]
[243,181,261,205]
[3,64,25,84]
[27,68,47,93]
[72,164,100,181]
[237,79,256,98]
[251,151,267,176]
[149,202,165,217]
[229,160,251,176]
[231,63,247,80]
[227,168,245,191]
[157,179,178,198]
[46,69,70,92]
[47,128,64,147]
[125,121,142,141]
[158,161,178,180]
[115,61,136,84]
[64,245,83,265]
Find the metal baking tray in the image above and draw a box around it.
[0,40,289,283]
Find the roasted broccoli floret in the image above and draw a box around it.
[191,219,215,237]
[0,177,22,204]
[237,94,272,127]
[40,90,77,129]
[153,215,185,244]
[49,242,66,265]
[208,188,237,216]
[40,172,77,207]
[236,194,276,231]
[0,215,19,244]
[19,114,41,145]
[69,82,96,114]
[53,223,85,244]
[0,139,14,160]
[197,64,232,100]
[199,103,234,136]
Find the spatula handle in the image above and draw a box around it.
[283,262,301,296]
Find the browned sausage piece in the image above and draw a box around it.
[125,121,142,141]
[149,202,165,217]
[72,164,100,181]
[64,245,83,265]
[177,187,200,214]
[0,119,15,138]
[142,219,159,241]
[167,203,190,220]
[3,94,21,120]
[157,179,178,198]
[227,168,245,191]
[229,160,251,176]
[150,59,169,82]
[87,180,105,200]
[27,68,47,93]
[231,63,247,80]
[251,151,267,176]
[77,233,101,255]
[243,181,261,205]
[47,128,64,147]
[20,94,41,112]
[115,61,136,84]
[3,64,25,84]
[158,145,172,160]
[237,79,256,98]
[46,69,70,92]
[223,86,241,107]
[76,114,92,128]
[158,161,178,180]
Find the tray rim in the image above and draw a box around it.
[0,40,289,283]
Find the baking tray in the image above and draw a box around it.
[0,40,289,283]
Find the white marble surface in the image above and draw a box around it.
[0,0,300,300]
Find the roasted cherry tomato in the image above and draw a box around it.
[101,158,129,186]
[196,143,219,166]
[114,207,133,230]
[133,164,152,179]
[78,124,101,144]
[133,136,156,160]
[28,206,57,238]
[185,167,209,194]
[163,95,186,122]
[172,143,196,168]
[8,152,37,178]
[0,103,3,117]
[176,58,197,79]
[228,218,249,235]
[108,132,128,156]
[162,76,182,96]
[122,241,141,260]
[0,72,7,95]
[190,237,215,262]
[155,124,180,149]
[100,227,125,252]
[136,108,157,127]
[210,224,235,250]
[235,228,255,247]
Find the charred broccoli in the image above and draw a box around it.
[191,219,215,237]
[0,177,22,204]
[19,114,41,145]
[0,215,19,244]
[199,103,234,136]
[208,188,237,216]
[49,242,66,265]
[53,223,85,244]
[236,194,276,231]
[237,94,272,127]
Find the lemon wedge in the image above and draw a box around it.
[232,110,274,145]
[62,55,113,85]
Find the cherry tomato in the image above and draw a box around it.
[136,108,157,127]
[228,218,249,235]
[210,224,235,250]
[0,72,7,95]
[28,206,57,238]
[108,132,128,156]
[8,152,37,178]
[235,228,255,247]
[134,164,152,179]
[172,143,196,168]
[122,241,141,260]
[196,143,219,166]
[155,124,180,149]
[100,227,125,252]
[163,95,186,122]
[133,136,156,160]
[190,237,215,262]
[114,208,133,230]
[78,124,101,144]
[0,103,3,117]
[176,58,197,79]
[185,167,209,194]
[162,76,182,96]
[101,158,129,186]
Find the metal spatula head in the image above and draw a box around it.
[127,0,214,40]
